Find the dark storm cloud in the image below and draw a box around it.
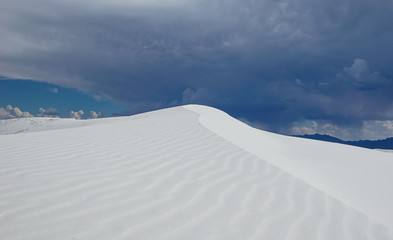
[1,0,393,137]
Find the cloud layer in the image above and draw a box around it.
[1,0,393,138]
[0,106,103,120]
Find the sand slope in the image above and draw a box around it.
[1,106,392,239]
[0,116,118,135]
[185,105,393,230]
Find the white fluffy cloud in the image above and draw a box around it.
[71,109,103,119]
[37,107,60,117]
[381,121,393,130]
[70,110,84,119]
[90,111,103,119]
[0,105,34,119]
[361,120,393,140]
[290,126,316,136]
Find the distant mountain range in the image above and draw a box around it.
[294,134,393,150]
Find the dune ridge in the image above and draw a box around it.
[185,104,393,230]
[0,106,392,239]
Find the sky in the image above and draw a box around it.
[0,79,127,118]
[1,0,393,140]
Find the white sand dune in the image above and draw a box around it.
[0,105,392,240]
[0,116,114,135]
[185,105,393,230]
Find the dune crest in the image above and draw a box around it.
[185,104,393,230]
